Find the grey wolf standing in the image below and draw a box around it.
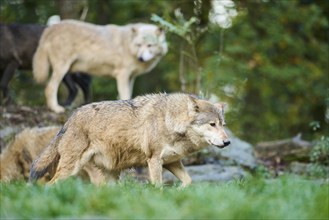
[33,20,168,113]
[0,23,91,105]
[0,126,104,184]
[30,93,230,186]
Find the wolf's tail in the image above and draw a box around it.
[33,42,49,84]
[29,130,62,182]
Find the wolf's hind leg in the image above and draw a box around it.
[82,163,106,186]
[164,160,192,187]
[46,75,65,113]
[48,134,90,184]
[48,158,77,185]
[45,63,72,113]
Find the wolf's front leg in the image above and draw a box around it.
[116,73,131,100]
[147,157,163,187]
[164,160,192,187]
[82,163,106,186]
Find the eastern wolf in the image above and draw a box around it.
[30,93,230,186]
[33,20,168,113]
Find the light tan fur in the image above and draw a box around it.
[33,20,168,113]
[30,93,230,186]
[0,126,105,184]
[0,126,59,182]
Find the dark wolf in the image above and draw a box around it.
[0,23,91,105]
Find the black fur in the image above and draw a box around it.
[29,147,60,182]
[29,160,48,182]
[57,126,67,137]
[0,23,91,105]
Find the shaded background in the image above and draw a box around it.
[0,0,328,144]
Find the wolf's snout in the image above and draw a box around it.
[138,57,145,62]
[223,140,230,147]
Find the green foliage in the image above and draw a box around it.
[254,165,274,179]
[151,14,200,44]
[310,136,329,165]
[1,176,328,219]
[306,135,329,177]
[151,1,210,94]
[0,0,57,24]
[218,0,329,142]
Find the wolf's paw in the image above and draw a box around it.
[51,105,65,113]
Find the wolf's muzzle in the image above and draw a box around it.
[223,140,230,147]
[138,57,145,62]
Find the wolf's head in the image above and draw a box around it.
[165,94,230,149]
[130,24,168,62]
[186,97,230,149]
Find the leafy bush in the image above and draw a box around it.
[307,136,329,177]
[310,136,329,165]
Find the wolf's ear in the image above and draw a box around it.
[187,95,200,115]
[132,26,138,35]
[214,102,227,111]
[156,27,167,44]
[156,27,164,36]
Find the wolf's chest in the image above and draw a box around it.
[160,143,193,164]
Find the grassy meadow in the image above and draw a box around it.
[1,175,328,219]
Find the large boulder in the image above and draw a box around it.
[214,129,257,169]
[183,130,257,169]
[163,164,248,183]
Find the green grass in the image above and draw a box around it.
[1,175,328,219]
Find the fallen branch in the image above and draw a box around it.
[255,133,313,162]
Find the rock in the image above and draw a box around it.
[0,126,21,151]
[0,126,16,139]
[181,130,257,169]
[212,130,257,169]
[163,164,247,183]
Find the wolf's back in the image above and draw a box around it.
[0,126,60,181]
[29,131,62,182]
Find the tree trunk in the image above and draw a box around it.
[55,0,88,20]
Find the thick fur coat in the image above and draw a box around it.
[0,126,59,182]
[33,20,167,113]
[0,126,102,183]
[30,93,230,186]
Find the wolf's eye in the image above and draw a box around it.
[209,122,216,127]
[147,44,153,47]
